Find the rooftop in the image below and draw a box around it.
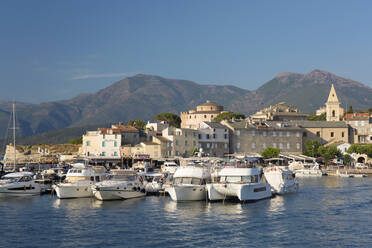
[289,120,349,128]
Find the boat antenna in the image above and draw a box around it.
[10,101,17,172]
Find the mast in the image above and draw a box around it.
[12,102,16,171]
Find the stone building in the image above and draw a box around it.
[222,119,304,155]
[162,126,199,157]
[250,102,307,122]
[289,120,350,145]
[180,100,225,129]
[120,142,162,159]
[344,113,372,144]
[198,122,229,157]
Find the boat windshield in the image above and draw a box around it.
[111,175,136,181]
[174,177,207,185]
[219,175,259,183]
[283,174,294,180]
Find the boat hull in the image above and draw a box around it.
[207,183,271,201]
[53,183,93,199]
[92,187,145,201]
[166,185,206,201]
[0,183,41,197]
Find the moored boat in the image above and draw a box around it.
[264,166,298,194]
[0,172,41,197]
[207,167,271,202]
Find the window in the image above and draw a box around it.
[114,141,118,147]
[213,133,216,139]
[332,110,335,117]
[251,143,256,149]
[103,134,105,139]
[193,140,196,146]
[224,134,228,139]
[342,132,344,138]
[102,152,106,156]
[214,143,217,148]
[206,134,210,139]
[303,132,307,137]
[330,132,334,138]
[185,140,188,146]
[296,132,300,137]
[102,141,106,147]
[355,121,358,126]
[204,115,207,118]
[296,143,300,150]
[225,129,227,132]
[185,132,188,137]
[168,151,172,156]
[224,143,228,149]
[279,143,283,149]
[236,130,240,136]
[86,141,91,146]
[198,134,202,139]
[207,143,210,148]
[286,132,290,137]
[287,143,290,149]
[273,131,276,136]
[114,151,118,156]
[273,143,277,148]
[193,132,197,137]
[115,134,117,139]
[168,142,172,147]
[237,143,240,149]
[361,121,365,127]
[316,131,320,137]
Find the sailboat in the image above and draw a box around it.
[0,102,41,197]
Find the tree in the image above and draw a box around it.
[261,147,280,158]
[347,144,372,158]
[213,112,245,122]
[343,154,351,165]
[127,119,145,129]
[307,113,326,121]
[319,146,342,163]
[67,136,82,144]
[303,139,322,157]
[154,113,181,128]
[347,105,353,114]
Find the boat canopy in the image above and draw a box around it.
[218,168,261,177]
[173,166,210,179]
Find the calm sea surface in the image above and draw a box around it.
[0,177,371,248]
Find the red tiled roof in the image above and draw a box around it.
[344,113,369,120]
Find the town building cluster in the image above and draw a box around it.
[74,84,371,166]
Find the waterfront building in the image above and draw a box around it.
[344,113,372,144]
[161,126,199,157]
[120,142,162,159]
[145,120,169,137]
[180,100,225,129]
[81,123,141,157]
[289,120,350,145]
[250,102,308,122]
[198,122,229,157]
[222,119,303,155]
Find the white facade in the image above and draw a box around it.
[82,131,121,157]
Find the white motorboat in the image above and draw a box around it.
[336,170,354,178]
[264,166,298,194]
[207,167,272,202]
[289,161,323,177]
[0,172,41,197]
[138,172,166,194]
[161,161,179,174]
[52,164,109,199]
[166,166,211,201]
[92,171,145,201]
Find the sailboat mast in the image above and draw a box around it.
[13,102,16,171]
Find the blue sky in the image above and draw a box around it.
[1,0,372,103]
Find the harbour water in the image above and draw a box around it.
[0,177,371,248]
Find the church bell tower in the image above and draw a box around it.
[326,84,341,121]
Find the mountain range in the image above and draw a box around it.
[0,69,371,140]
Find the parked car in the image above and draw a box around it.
[355,163,368,169]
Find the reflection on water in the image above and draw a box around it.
[0,177,371,248]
